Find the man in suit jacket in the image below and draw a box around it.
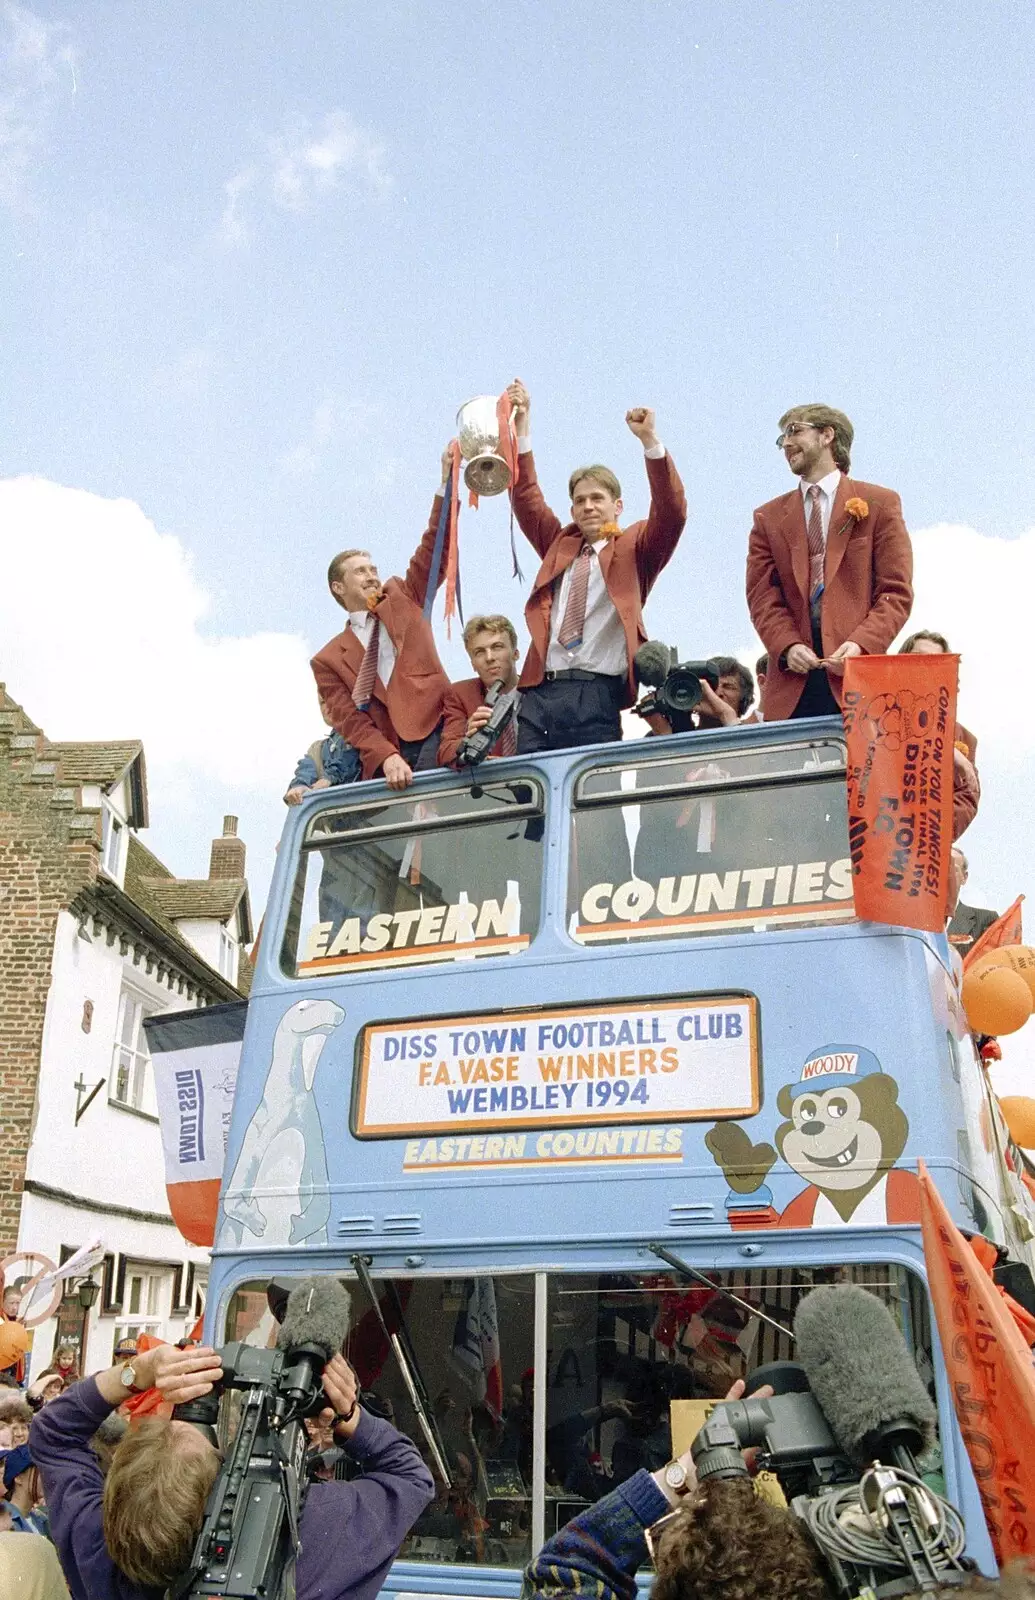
[312,445,453,789]
[746,404,913,721]
[947,847,998,956]
[439,614,521,767]
[505,379,687,753]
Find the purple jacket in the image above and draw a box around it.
[31,1375,435,1600]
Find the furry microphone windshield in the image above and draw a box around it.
[276,1277,352,1360]
[794,1283,936,1464]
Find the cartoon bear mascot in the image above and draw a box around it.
[706,1045,920,1229]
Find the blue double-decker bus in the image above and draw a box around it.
[201,714,1035,1587]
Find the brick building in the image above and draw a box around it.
[0,683,252,1373]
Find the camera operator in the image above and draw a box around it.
[522,1379,830,1600]
[636,655,756,736]
[30,1341,434,1600]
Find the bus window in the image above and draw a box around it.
[224,1273,538,1570]
[544,1263,939,1548]
[282,779,544,979]
[569,739,852,944]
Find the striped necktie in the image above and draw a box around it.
[496,710,517,757]
[806,485,825,600]
[557,542,593,650]
[352,617,380,710]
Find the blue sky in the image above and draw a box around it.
[3,0,1034,1086]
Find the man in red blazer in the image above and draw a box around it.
[312,445,453,788]
[505,379,687,753]
[746,405,913,721]
[439,614,521,767]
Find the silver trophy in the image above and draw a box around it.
[456,395,513,496]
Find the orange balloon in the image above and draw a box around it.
[962,964,1033,1036]
[0,1319,29,1371]
[1000,1096,1035,1149]
[972,946,1035,1006]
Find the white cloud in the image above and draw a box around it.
[908,521,1035,765]
[0,3,74,208]
[220,110,390,245]
[0,476,320,907]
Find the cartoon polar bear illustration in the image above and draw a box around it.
[221,997,344,1248]
[706,1044,921,1229]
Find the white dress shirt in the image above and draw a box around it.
[348,608,396,689]
[799,468,843,545]
[518,435,666,676]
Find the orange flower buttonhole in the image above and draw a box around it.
[845,497,869,520]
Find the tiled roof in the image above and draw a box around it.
[47,740,148,827]
[140,880,247,922]
[120,836,250,994]
[48,740,141,785]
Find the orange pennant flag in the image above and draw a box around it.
[841,653,959,931]
[964,895,1025,972]
[918,1158,1035,1563]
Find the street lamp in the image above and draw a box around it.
[76,1276,99,1373]
[75,1277,100,1311]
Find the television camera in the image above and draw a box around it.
[689,1287,970,1600]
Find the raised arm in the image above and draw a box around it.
[522,1471,668,1600]
[400,443,455,607]
[507,378,566,558]
[625,408,688,590]
[301,1355,435,1593]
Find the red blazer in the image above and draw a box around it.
[438,677,486,767]
[311,495,452,779]
[513,451,688,706]
[746,477,913,722]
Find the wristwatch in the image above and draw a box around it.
[662,1461,694,1498]
[119,1360,145,1394]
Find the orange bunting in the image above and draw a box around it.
[918,1159,1035,1563]
[964,896,1025,971]
[841,653,959,931]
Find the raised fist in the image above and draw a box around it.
[507,379,530,435]
[625,407,657,443]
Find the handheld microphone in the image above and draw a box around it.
[794,1285,936,1473]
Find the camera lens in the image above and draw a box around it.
[663,666,704,712]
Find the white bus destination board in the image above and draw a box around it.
[354,995,760,1137]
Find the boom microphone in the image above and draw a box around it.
[634,639,675,687]
[794,1285,936,1471]
[275,1277,352,1411]
[276,1277,351,1360]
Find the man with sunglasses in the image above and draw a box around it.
[745,405,913,721]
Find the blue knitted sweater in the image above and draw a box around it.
[522,1470,670,1600]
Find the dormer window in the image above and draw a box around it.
[218,923,238,983]
[100,799,127,883]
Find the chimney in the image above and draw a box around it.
[209,814,246,881]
